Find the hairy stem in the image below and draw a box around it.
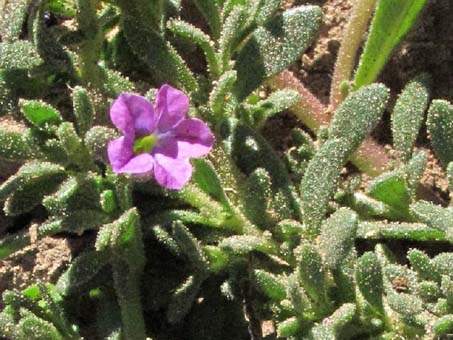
[330,0,377,109]
[271,70,389,176]
[112,261,146,340]
[77,0,103,88]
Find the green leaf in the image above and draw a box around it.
[41,210,110,235]
[356,252,384,313]
[101,66,136,96]
[303,89,388,206]
[42,175,101,216]
[234,6,322,101]
[203,246,229,272]
[0,161,67,215]
[410,201,453,237]
[300,138,349,234]
[366,171,411,219]
[441,276,453,307]
[0,230,30,260]
[250,89,299,127]
[209,70,237,117]
[328,303,357,335]
[84,125,118,161]
[21,100,62,130]
[167,274,204,324]
[277,317,300,338]
[405,150,426,198]
[431,253,453,281]
[298,242,327,305]
[434,315,453,337]
[98,208,144,271]
[254,269,286,301]
[72,86,94,137]
[232,124,301,220]
[427,100,453,168]
[17,312,64,340]
[117,0,198,93]
[391,75,430,161]
[387,292,423,323]
[254,0,282,26]
[319,208,358,270]
[286,273,308,315]
[0,41,42,69]
[56,122,92,169]
[56,251,109,296]
[220,235,275,255]
[0,72,16,115]
[193,0,221,39]
[171,221,207,268]
[353,0,428,89]
[167,19,220,78]
[418,280,440,302]
[407,249,437,281]
[328,83,389,151]
[0,127,31,160]
[47,0,77,16]
[0,0,30,42]
[358,222,445,242]
[219,5,246,71]
[242,167,274,227]
[192,158,230,208]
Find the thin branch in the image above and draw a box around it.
[271,70,390,176]
[330,0,377,109]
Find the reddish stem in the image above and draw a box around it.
[271,70,389,176]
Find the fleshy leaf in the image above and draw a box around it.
[0,41,42,69]
[356,252,384,313]
[427,100,453,168]
[254,269,286,301]
[391,75,430,161]
[319,208,358,270]
[234,6,322,101]
[72,86,94,137]
[301,84,388,232]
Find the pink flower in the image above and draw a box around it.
[107,85,214,190]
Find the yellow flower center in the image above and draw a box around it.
[133,134,158,154]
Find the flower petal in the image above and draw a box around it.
[174,118,214,158]
[108,136,134,172]
[155,84,189,132]
[153,153,192,190]
[110,93,155,135]
[118,153,154,174]
[153,136,178,158]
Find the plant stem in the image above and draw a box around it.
[330,0,377,109]
[77,0,103,89]
[271,70,390,176]
[271,70,330,131]
[112,261,146,340]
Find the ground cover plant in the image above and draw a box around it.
[1,0,453,339]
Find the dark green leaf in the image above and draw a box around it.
[234,6,322,100]
[319,208,358,270]
[391,75,430,161]
[356,252,384,313]
[0,41,42,69]
[427,100,453,168]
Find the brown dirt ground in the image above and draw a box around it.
[1,1,453,333]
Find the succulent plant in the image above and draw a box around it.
[3,0,453,340]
